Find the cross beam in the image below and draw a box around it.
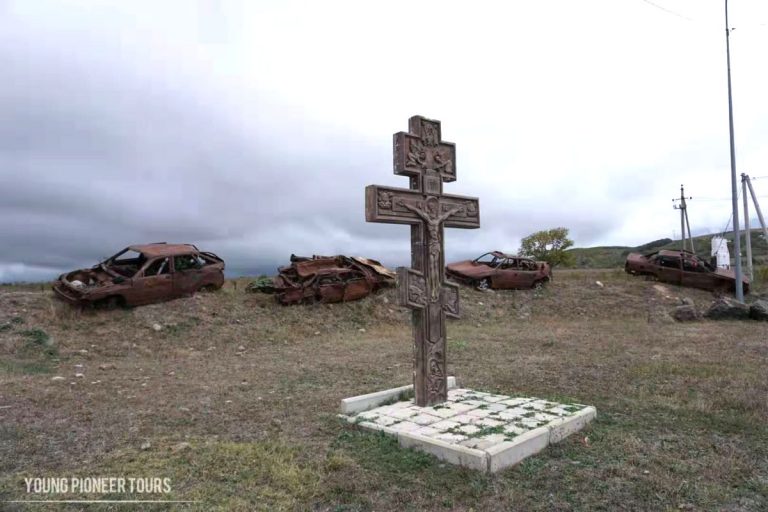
[365,115,480,406]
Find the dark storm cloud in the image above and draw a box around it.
[0,5,624,283]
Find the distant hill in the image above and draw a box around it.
[568,230,768,269]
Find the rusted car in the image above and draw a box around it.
[625,249,749,294]
[253,254,396,305]
[53,243,225,307]
[446,251,552,290]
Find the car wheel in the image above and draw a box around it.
[99,296,124,310]
[198,284,218,293]
[476,278,491,291]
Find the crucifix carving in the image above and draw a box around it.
[365,115,480,406]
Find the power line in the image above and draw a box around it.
[712,186,741,257]
[639,0,694,21]
[637,0,768,29]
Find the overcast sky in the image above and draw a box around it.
[2,0,768,282]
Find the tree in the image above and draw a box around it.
[519,227,575,267]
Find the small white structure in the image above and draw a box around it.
[711,236,730,269]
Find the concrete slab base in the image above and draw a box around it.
[339,384,596,473]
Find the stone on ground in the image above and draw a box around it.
[704,297,750,320]
[749,299,768,321]
[673,304,698,322]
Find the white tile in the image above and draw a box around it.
[460,434,506,450]
[456,424,481,435]
[412,426,441,437]
[450,414,478,425]
[533,412,560,423]
[372,415,400,426]
[500,397,534,407]
[496,408,527,421]
[465,408,493,418]
[460,399,487,407]
[481,394,508,403]
[430,420,461,431]
[424,407,459,418]
[434,432,468,443]
[446,402,476,414]
[389,408,418,420]
[503,424,527,436]
[410,413,443,426]
[474,418,504,428]
[388,421,421,433]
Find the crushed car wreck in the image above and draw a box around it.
[249,254,396,305]
[53,243,225,308]
[625,249,749,295]
[446,251,552,290]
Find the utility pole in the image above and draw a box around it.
[744,175,768,242]
[742,174,753,280]
[673,184,695,253]
[725,0,744,301]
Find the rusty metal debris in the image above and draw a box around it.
[248,254,396,305]
[446,251,552,290]
[625,249,750,295]
[53,243,225,308]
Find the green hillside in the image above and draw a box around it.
[568,230,768,269]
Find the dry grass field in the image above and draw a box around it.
[1,270,767,511]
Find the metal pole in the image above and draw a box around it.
[725,0,744,301]
[742,174,753,280]
[684,207,696,254]
[679,185,687,252]
[745,175,768,240]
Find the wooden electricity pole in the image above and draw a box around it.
[673,184,695,253]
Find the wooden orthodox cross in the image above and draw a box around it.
[365,116,480,406]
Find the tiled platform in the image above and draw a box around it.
[340,386,596,473]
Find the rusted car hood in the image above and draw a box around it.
[61,267,117,290]
[351,256,397,279]
[714,268,750,283]
[290,256,396,280]
[446,260,493,279]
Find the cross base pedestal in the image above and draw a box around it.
[339,383,596,473]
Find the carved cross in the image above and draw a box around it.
[365,115,480,406]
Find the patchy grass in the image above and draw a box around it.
[0,273,767,511]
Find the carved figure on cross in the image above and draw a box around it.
[397,197,466,302]
[365,115,480,406]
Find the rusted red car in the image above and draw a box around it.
[625,249,749,294]
[446,251,552,290]
[53,243,225,307]
[260,254,396,305]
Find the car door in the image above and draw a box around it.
[495,259,534,289]
[173,253,206,296]
[131,257,174,305]
[317,273,345,303]
[342,271,373,301]
[680,256,717,291]
[655,256,682,285]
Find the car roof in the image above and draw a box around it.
[657,249,698,258]
[490,251,520,259]
[128,243,198,257]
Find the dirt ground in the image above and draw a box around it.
[1,270,767,511]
